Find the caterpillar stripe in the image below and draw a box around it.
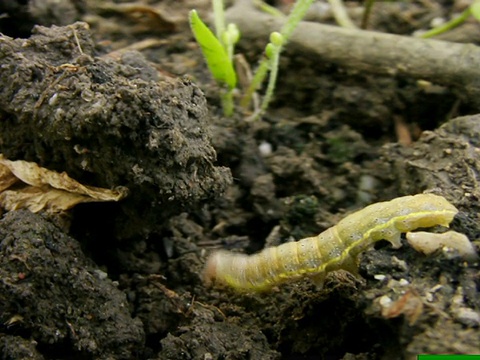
[203,194,458,292]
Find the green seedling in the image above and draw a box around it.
[190,0,316,119]
[189,9,239,116]
[420,0,480,38]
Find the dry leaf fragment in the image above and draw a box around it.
[95,2,177,33]
[0,163,18,192]
[0,154,128,213]
[380,290,424,325]
[406,231,478,262]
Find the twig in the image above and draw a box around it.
[328,0,357,29]
[227,1,480,106]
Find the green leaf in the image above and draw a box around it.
[189,10,236,89]
[471,1,480,21]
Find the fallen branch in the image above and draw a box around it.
[227,1,480,106]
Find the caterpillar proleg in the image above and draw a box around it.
[203,194,459,292]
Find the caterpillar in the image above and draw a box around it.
[203,194,459,292]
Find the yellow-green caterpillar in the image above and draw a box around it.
[203,194,458,292]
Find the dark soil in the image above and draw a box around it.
[0,1,479,359]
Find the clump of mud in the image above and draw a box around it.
[0,210,145,359]
[0,22,231,238]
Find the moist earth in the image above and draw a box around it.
[0,1,479,359]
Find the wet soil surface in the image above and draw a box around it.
[0,1,479,359]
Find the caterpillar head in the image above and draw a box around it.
[202,250,223,286]
[203,250,247,289]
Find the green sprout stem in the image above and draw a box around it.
[328,0,358,29]
[280,0,316,40]
[241,0,315,114]
[419,7,471,38]
[240,58,269,109]
[361,0,376,29]
[223,23,240,60]
[221,90,234,117]
[212,0,226,39]
[259,35,283,117]
[253,0,286,17]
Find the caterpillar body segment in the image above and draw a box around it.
[203,194,459,292]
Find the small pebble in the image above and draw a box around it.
[258,141,272,156]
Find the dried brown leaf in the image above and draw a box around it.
[0,154,128,213]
